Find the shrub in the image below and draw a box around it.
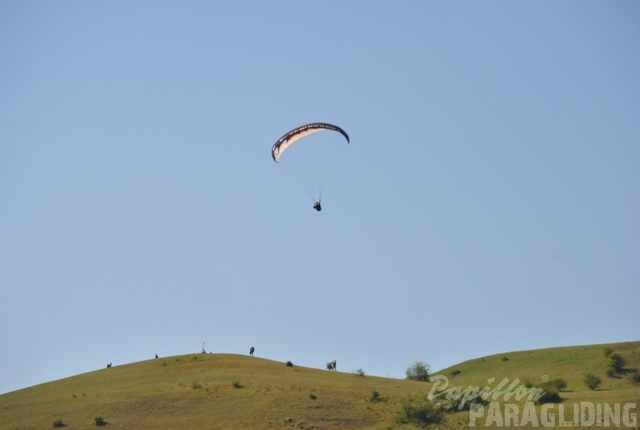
[603,347,613,357]
[631,370,640,384]
[501,356,509,361]
[191,382,203,390]
[450,369,461,377]
[434,393,489,413]
[397,393,443,427]
[354,368,366,377]
[285,361,293,367]
[309,393,317,400]
[52,419,65,428]
[368,390,385,403]
[548,378,567,391]
[405,361,431,382]
[94,416,107,426]
[583,373,602,390]
[232,381,243,389]
[608,353,626,374]
[535,387,562,404]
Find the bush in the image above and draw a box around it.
[608,353,626,374]
[368,390,386,403]
[547,378,567,391]
[397,394,443,427]
[501,356,509,361]
[523,378,566,404]
[603,347,613,357]
[94,416,107,426]
[309,393,317,400]
[285,361,293,367]
[583,373,602,390]
[450,369,461,377]
[52,419,65,428]
[405,361,431,382]
[631,370,640,384]
[535,387,562,404]
[354,368,366,377]
[436,394,489,412]
[232,381,243,389]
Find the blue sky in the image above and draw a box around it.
[1,1,639,394]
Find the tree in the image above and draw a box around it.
[406,361,431,382]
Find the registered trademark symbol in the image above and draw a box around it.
[541,375,549,382]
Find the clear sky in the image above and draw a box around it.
[1,1,639,395]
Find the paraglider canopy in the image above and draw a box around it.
[272,122,349,163]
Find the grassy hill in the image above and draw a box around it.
[436,341,640,418]
[1,342,638,429]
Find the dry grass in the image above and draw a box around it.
[1,342,638,429]
[0,353,428,429]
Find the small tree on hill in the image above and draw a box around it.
[406,361,431,382]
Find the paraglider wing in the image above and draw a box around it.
[271,122,349,163]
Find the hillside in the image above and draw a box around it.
[438,341,640,391]
[436,341,639,407]
[1,342,638,429]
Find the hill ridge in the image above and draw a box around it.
[1,341,638,429]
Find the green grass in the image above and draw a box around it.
[434,341,640,428]
[0,342,638,429]
[437,341,640,393]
